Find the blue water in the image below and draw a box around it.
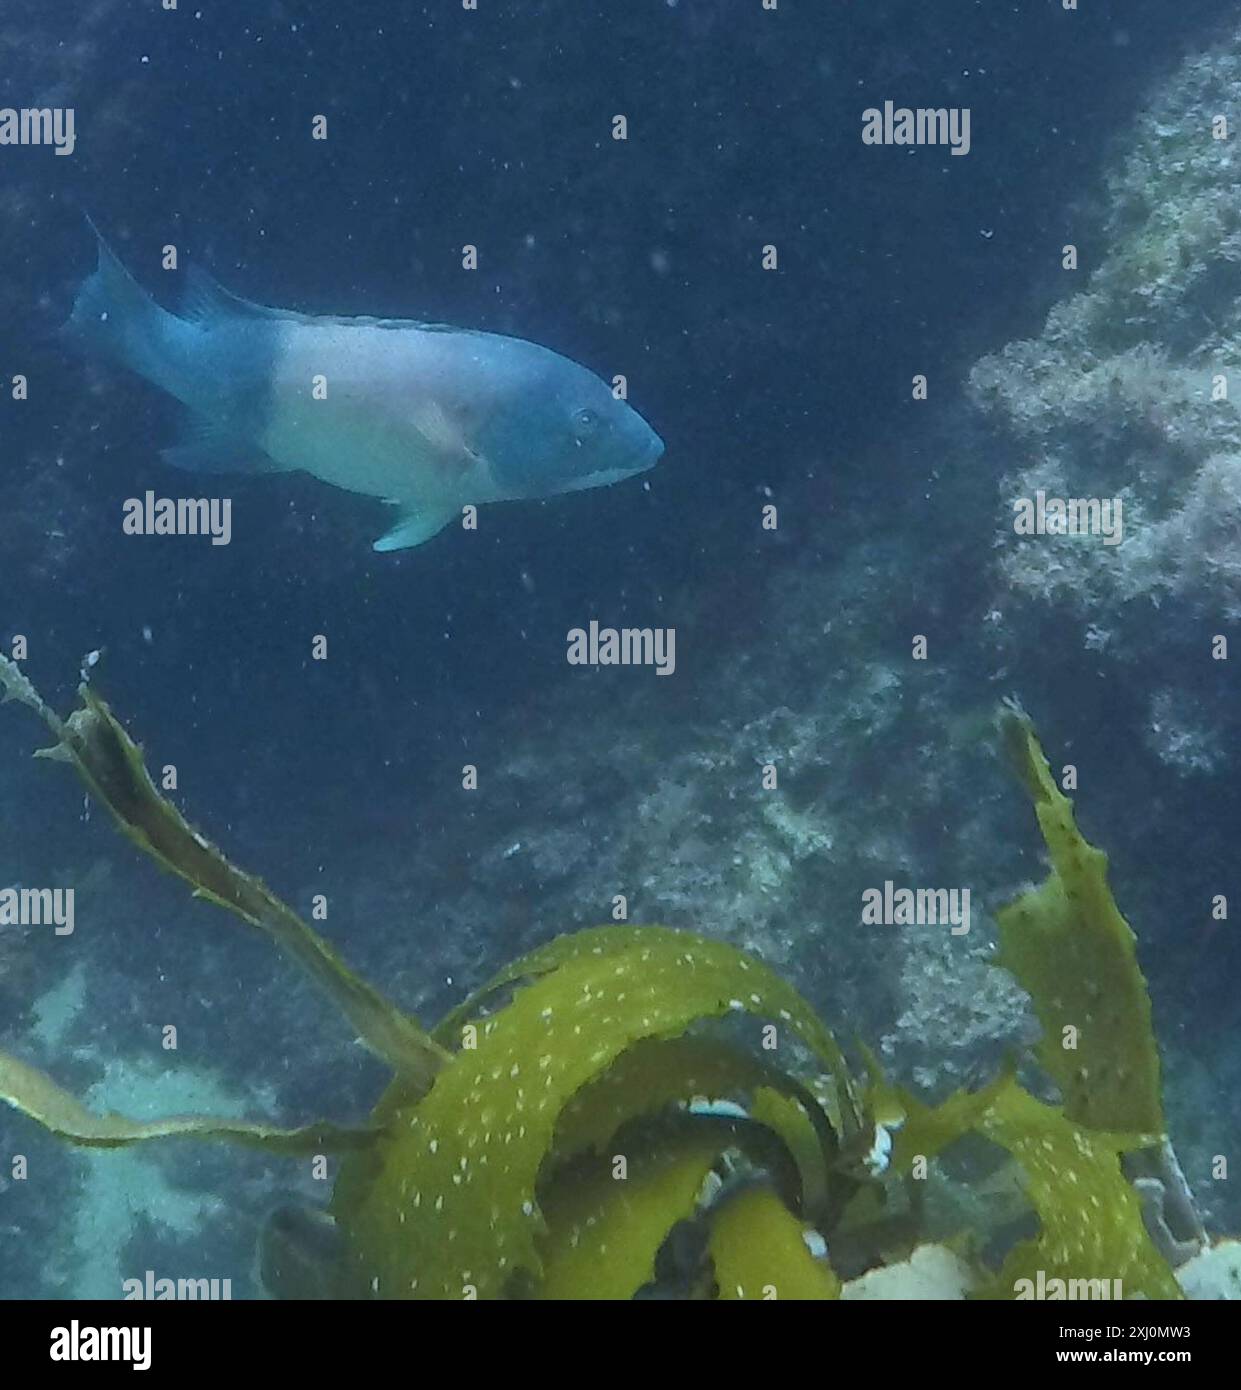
[1,0,1238,1301]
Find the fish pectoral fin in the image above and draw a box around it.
[410,399,466,456]
[373,509,455,552]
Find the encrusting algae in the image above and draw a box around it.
[0,657,1228,1298]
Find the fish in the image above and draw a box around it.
[61,223,664,551]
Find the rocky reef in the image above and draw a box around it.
[968,21,1241,785]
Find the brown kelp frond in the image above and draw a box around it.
[0,653,449,1091]
[0,1048,375,1153]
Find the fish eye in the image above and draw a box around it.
[572,407,600,438]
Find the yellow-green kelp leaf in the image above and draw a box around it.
[995,704,1163,1135]
[334,928,856,1299]
[551,1035,779,1160]
[0,654,446,1089]
[0,1049,372,1154]
[709,1185,841,1300]
[977,1078,1178,1300]
[548,1036,835,1220]
[434,925,863,1143]
[888,1071,1013,1176]
[747,1086,834,1218]
[536,1135,725,1300]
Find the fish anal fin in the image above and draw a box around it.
[373,510,455,552]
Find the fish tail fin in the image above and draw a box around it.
[61,217,185,393]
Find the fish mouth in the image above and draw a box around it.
[628,433,663,476]
[565,465,643,493]
[565,438,664,493]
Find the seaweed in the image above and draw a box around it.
[331,927,859,1298]
[0,653,447,1089]
[996,701,1162,1134]
[0,657,1221,1298]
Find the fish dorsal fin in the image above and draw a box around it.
[181,264,282,325]
[180,262,488,335]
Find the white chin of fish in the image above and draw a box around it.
[562,464,648,493]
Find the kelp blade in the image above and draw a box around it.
[0,1049,373,1154]
[0,654,446,1088]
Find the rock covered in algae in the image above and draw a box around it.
[841,1244,975,1300]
